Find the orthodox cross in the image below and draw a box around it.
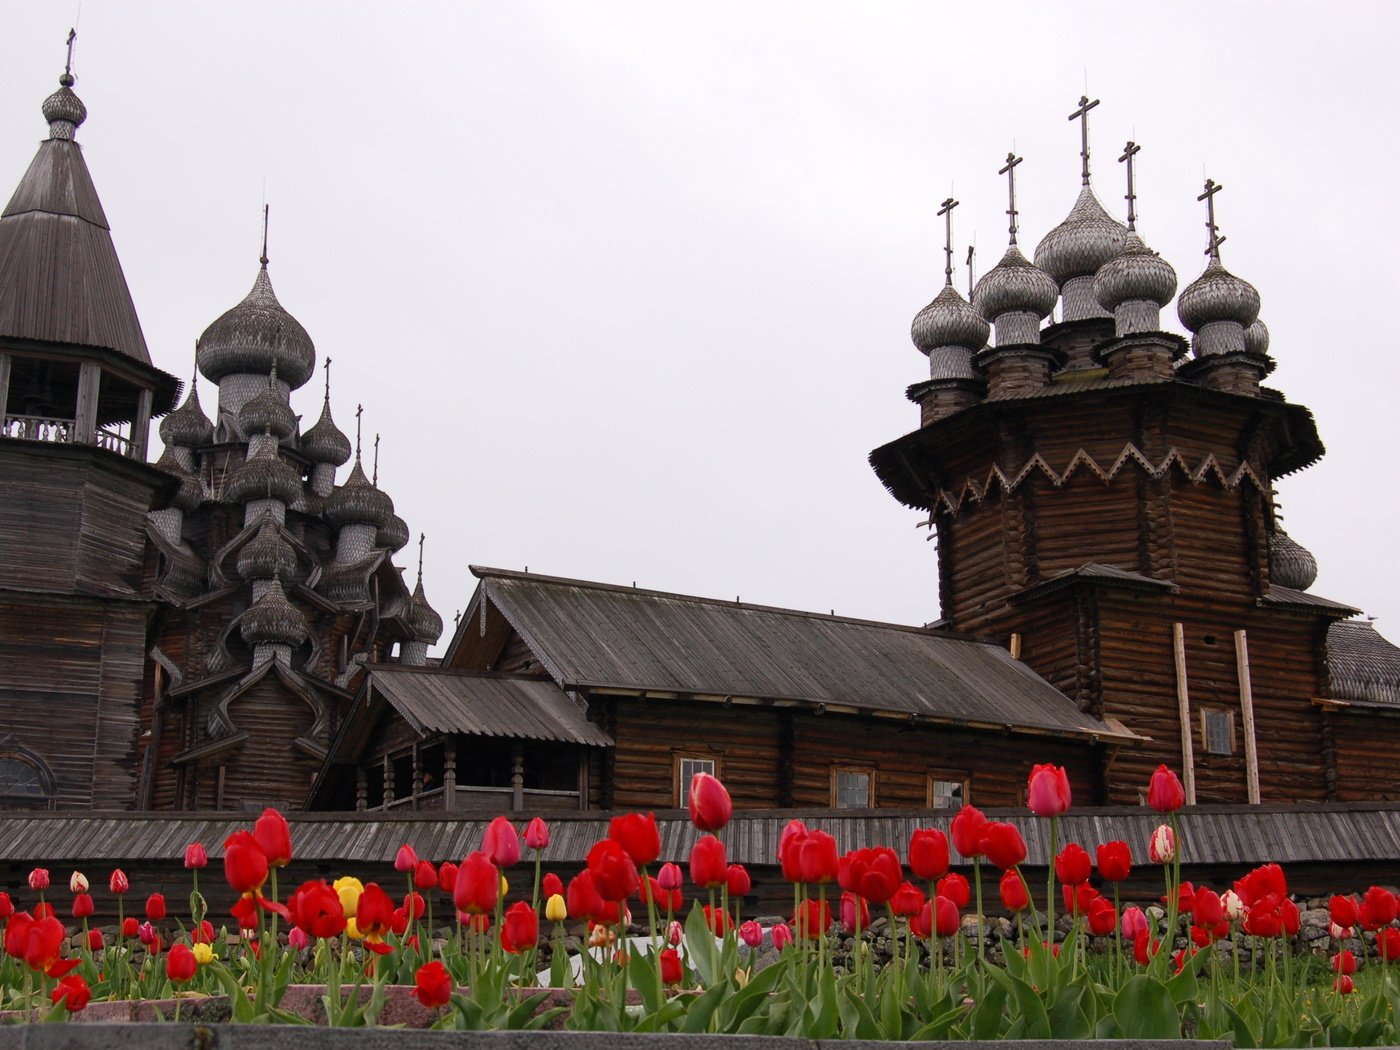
[417,533,426,586]
[322,357,332,402]
[1198,178,1225,257]
[1068,95,1100,185]
[1119,140,1141,231]
[260,204,270,267]
[999,151,1023,244]
[937,197,958,287]
[354,403,363,458]
[64,29,77,77]
[965,245,976,298]
[372,433,380,486]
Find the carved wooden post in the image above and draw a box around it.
[382,754,393,810]
[74,360,100,445]
[1234,630,1261,804]
[443,737,457,811]
[355,767,367,811]
[132,387,153,460]
[511,743,524,811]
[1172,622,1197,805]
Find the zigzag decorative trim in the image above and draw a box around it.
[924,443,1266,521]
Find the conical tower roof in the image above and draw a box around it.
[0,69,151,364]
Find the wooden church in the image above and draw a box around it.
[1,53,1398,818]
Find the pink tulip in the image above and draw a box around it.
[524,817,550,850]
[739,920,763,948]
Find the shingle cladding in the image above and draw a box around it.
[1327,620,1400,707]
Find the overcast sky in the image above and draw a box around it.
[4,2,1397,646]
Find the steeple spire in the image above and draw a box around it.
[1198,178,1226,258]
[999,151,1023,245]
[1119,140,1141,232]
[1069,95,1100,186]
[937,197,958,287]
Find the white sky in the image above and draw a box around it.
[4,2,1397,647]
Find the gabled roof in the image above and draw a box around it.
[449,566,1135,742]
[1010,562,1177,604]
[0,96,151,364]
[1261,585,1360,617]
[1326,620,1400,708]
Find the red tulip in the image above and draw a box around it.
[979,822,1027,870]
[1193,888,1224,928]
[288,880,346,939]
[4,912,32,959]
[703,903,733,936]
[542,872,564,900]
[1235,863,1287,908]
[414,860,437,890]
[402,891,425,922]
[934,895,960,937]
[792,899,832,940]
[1133,928,1160,965]
[837,847,902,904]
[166,943,198,982]
[609,812,661,866]
[1026,764,1071,817]
[771,922,793,951]
[1063,882,1098,916]
[32,902,53,920]
[1087,896,1117,936]
[778,822,808,882]
[501,900,539,953]
[414,960,453,1008]
[1330,894,1362,930]
[726,863,752,898]
[656,863,682,892]
[51,973,90,1012]
[1378,928,1400,961]
[587,839,640,901]
[193,920,215,944]
[660,947,683,984]
[797,830,839,884]
[482,817,521,868]
[356,883,395,945]
[566,870,607,925]
[891,881,926,917]
[453,852,499,915]
[739,920,763,948]
[24,915,67,975]
[1121,905,1148,940]
[0,892,12,920]
[394,844,418,873]
[1361,885,1398,930]
[908,828,950,881]
[1244,895,1284,938]
[689,834,727,889]
[71,894,94,919]
[253,808,293,867]
[437,862,458,894]
[146,893,167,921]
[184,843,208,869]
[688,772,733,832]
[1054,843,1092,886]
[28,868,49,891]
[999,868,1029,912]
[1147,765,1186,813]
[87,929,103,951]
[223,831,269,895]
[1335,974,1356,995]
[1333,949,1358,975]
[122,917,139,937]
[1096,840,1132,883]
[936,872,970,909]
[109,869,129,895]
[524,816,550,850]
[950,805,988,859]
[840,892,870,932]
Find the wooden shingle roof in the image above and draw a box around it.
[453,567,1134,742]
[1326,620,1400,708]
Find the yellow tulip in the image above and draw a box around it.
[346,917,363,941]
[545,894,567,922]
[333,876,364,920]
[191,942,215,965]
[500,875,509,897]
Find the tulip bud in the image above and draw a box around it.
[1120,905,1149,940]
[138,921,156,945]
[288,926,310,950]
[0,892,11,920]
[657,862,683,892]
[542,872,564,900]
[739,920,763,948]
[524,817,550,850]
[394,844,418,873]
[1148,824,1175,864]
[1147,765,1186,813]
[414,860,437,890]
[184,844,208,869]
[28,868,50,891]
[87,928,104,951]
[687,772,733,832]
[146,893,167,921]
[122,916,138,937]
[72,893,94,919]
[110,869,129,894]
[545,893,567,922]
[668,920,683,946]
[1331,922,1353,939]
[771,922,793,951]
[1221,889,1244,921]
[69,871,89,894]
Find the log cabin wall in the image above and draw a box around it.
[1327,715,1400,801]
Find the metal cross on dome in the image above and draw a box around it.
[937,196,958,287]
[1119,140,1141,232]
[64,29,77,77]
[260,204,271,267]
[999,151,1023,245]
[1198,178,1226,258]
[1069,95,1100,186]
[354,403,363,458]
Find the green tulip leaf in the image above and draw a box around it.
[1113,974,1180,1039]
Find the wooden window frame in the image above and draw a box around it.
[673,753,720,807]
[1200,707,1236,756]
[830,766,875,809]
[926,771,970,810]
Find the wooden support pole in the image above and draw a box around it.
[74,361,100,444]
[442,737,457,811]
[1172,622,1197,804]
[511,742,525,811]
[1235,629,1261,804]
[132,387,153,460]
[1009,632,1022,660]
[354,767,367,811]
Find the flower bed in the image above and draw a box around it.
[2,767,1398,1043]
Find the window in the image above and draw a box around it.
[927,774,968,810]
[831,768,873,809]
[675,755,717,806]
[1201,708,1235,756]
[0,738,55,809]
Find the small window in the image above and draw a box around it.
[1201,708,1235,755]
[675,754,717,806]
[832,768,874,809]
[927,774,968,810]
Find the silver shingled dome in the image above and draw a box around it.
[972,245,1058,323]
[1093,231,1178,311]
[1177,256,1260,332]
[911,284,989,355]
[196,267,316,390]
[1033,185,1127,284]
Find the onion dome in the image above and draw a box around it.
[1271,528,1318,591]
[196,266,316,390]
[324,460,394,529]
[42,73,86,139]
[911,284,989,356]
[1244,318,1270,356]
[225,441,303,505]
[973,245,1058,324]
[1033,186,1127,288]
[1093,232,1177,311]
[237,372,297,441]
[409,579,444,645]
[300,398,352,466]
[239,578,309,648]
[159,380,214,448]
[378,512,410,553]
[155,447,203,512]
[1177,256,1260,332]
[237,518,297,582]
